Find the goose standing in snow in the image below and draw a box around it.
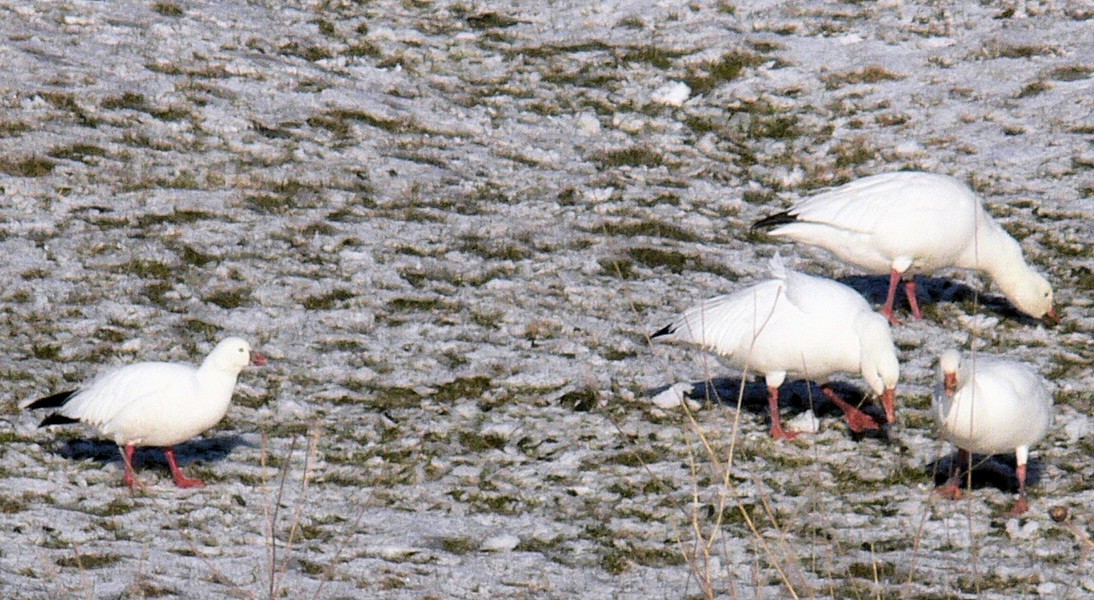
[932,349,1053,515]
[751,171,1058,326]
[652,256,899,439]
[24,337,267,489]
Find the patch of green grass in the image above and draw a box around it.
[48,143,107,163]
[152,2,184,16]
[458,235,532,261]
[0,119,30,137]
[179,318,220,339]
[370,386,423,409]
[56,553,122,569]
[245,194,293,214]
[559,388,598,412]
[279,41,334,62]
[978,41,1061,60]
[1016,80,1052,98]
[625,246,696,274]
[599,257,637,280]
[458,430,507,452]
[308,108,426,136]
[302,288,356,310]
[102,92,146,111]
[385,296,449,312]
[619,45,680,69]
[146,105,191,122]
[630,544,686,568]
[833,136,879,168]
[684,50,763,95]
[345,41,382,58]
[745,110,800,140]
[1047,65,1093,81]
[31,344,62,360]
[313,18,336,37]
[469,310,503,329]
[465,11,519,29]
[138,209,216,227]
[0,156,56,177]
[600,548,632,574]
[593,145,664,169]
[434,376,492,402]
[600,447,663,467]
[597,219,701,243]
[0,496,28,514]
[823,64,904,89]
[204,288,251,309]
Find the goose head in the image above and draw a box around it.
[938,349,962,396]
[856,313,900,424]
[204,337,268,374]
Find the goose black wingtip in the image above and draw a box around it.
[24,390,77,411]
[750,210,798,234]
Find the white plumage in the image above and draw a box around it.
[653,255,900,438]
[932,349,1053,514]
[752,171,1057,325]
[25,337,267,488]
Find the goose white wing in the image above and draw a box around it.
[936,357,1053,455]
[61,362,199,428]
[657,278,791,358]
[784,172,931,233]
[763,172,977,273]
[780,267,872,318]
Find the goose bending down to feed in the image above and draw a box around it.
[751,171,1058,326]
[933,349,1053,515]
[24,337,267,489]
[652,255,900,439]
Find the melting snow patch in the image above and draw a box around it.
[651,81,690,106]
[956,313,1000,332]
[650,382,701,410]
[480,534,520,552]
[785,409,820,434]
[1005,518,1040,540]
[1062,411,1091,443]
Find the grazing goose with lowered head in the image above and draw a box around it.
[932,349,1053,515]
[751,171,1058,326]
[24,337,267,489]
[652,255,899,439]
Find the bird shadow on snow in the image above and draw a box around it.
[653,377,890,442]
[927,452,1044,494]
[53,435,250,476]
[838,274,1041,325]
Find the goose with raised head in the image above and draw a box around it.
[24,337,267,489]
[932,349,1053,515]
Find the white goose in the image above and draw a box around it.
[933,349,1053,515]
[24,337,267,489]
[653,255,899,439]
[751,171,1058,325]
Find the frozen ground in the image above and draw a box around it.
[0,0,1091,598]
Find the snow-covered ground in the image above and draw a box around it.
[1,0,1091,597]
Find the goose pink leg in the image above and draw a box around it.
[1009,462,1030,516]
[882,269,903,325]
[121,443,139,489]
[903,277,923,319]
[821,386,881,433]
[766,386,799,440]
[935,448,970,500]
[165,447,205,488]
